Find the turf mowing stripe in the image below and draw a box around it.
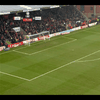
[83,30,100,34]
[29,49,100,81]
[0,50,12,55]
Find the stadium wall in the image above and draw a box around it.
[0,22,97,52]
[76,5,100,18]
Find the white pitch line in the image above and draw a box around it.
[76,58,100,62]
[12,50,30,55]
[29,49,100,81]
[0,71,30,81]
[74,49,100,62]
[29,39,77,55]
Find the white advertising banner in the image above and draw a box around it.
[13,16,21,20]
[72,26,81,31]
[0,46,5,51]
[35,16,41,20]
[13,27,20,32]
[89,22,97,27]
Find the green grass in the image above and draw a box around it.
[1,24,100,95]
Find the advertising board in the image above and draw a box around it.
[13,16,21,20]
[71,26,81,31]
[23,18,32,22]
[8,42,24,48]
[13,27,20,32]
[89,22,97,26]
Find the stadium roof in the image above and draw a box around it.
[0,5,60,15]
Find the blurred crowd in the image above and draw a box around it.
[0,5,92,47]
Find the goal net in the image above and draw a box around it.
[25,31,50,46]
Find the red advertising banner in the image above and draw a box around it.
[23,18,32,22]
[8,42,24,48]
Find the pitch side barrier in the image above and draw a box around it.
[0,22,97,52]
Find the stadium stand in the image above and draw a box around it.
[0,5,96,47]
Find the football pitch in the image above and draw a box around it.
[1,24,100,95]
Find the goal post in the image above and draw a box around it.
[27,31,50,46]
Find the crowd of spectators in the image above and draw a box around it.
[21,6,86,34]
[0,5,89,47]
[0,14,25,47]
